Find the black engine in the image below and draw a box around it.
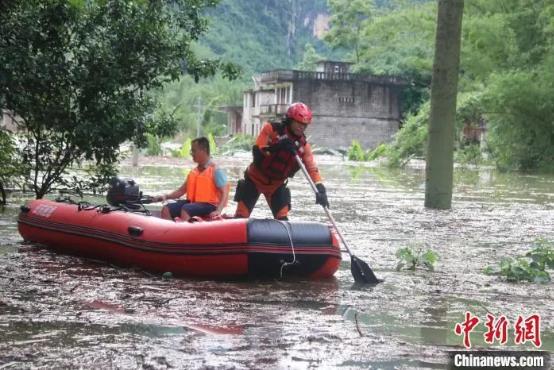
[106,177,141,208]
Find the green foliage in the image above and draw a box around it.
[219,133,255,154]
[484,239,554,284]
[343,0,554,171]
[347,141,388,162]
[145,134,162,157]
[297,43,322,71]
[325,0,375,63]
[176,138,193,159]
[354,1,436,114]
[454,143,482,166]
[347,140,367,161]
[395,246,439,271]
[462,1,554,170]
[202,0,330,73]
[0,0,238,198]
[207,132,218,155]
[155,74,247,135]
[366,143,388,161]
[384,93,488,167]
[483,69,554,171]
[385,102,430,167]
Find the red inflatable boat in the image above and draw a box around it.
[18,199,341,279]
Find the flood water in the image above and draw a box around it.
[1,154,553,369]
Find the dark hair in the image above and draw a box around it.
[192,137,210,155]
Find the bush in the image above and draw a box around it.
[455,143,482,165]
[386,102,430,167]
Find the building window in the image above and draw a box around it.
[276,86,292,105]
[338,96,354,104]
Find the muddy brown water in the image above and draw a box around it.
[1,154,553,369]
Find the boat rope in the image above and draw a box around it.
[277,220,298,278]
[55,196,151,215]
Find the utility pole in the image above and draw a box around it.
[424,0,464,209]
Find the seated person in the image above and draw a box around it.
[153,137,228,222]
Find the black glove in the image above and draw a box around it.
[276,138,298,154]
[315,183,329,208]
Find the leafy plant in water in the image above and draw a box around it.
[395,246,439,271]
[348,140,366,161]
[366,143,387,161]
[484,239,554,283]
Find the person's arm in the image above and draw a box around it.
[212,185,229,216]
[255,122,275,152]
[301,143,322,184]
[153,181,187,202]
[210,168,228,216]
[301,143,329,208]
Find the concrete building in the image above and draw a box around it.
[1,109,18,132]
[231,61,406,149]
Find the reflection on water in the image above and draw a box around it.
[0,156,553,368]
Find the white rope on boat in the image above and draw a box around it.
[277,220,297,278]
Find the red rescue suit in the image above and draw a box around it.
[234,121,321,220]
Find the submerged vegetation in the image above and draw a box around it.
[395,246,439,272]
[484,239,554,284]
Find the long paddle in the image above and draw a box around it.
[295,155,382,284]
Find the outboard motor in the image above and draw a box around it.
[106,177,141,208]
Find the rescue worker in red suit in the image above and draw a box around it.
[234,102,329,220]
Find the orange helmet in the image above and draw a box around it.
[286,102,312,125]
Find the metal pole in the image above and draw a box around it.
[294,155,354,256]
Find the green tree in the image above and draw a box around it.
[325,0,375,63]
[354,0,553,171]
[424,0,464,209]
[355,1,436,114]
[463,0,554,170]
[297,43,321,71]
[0,0,239,199]
[155,73,246,136]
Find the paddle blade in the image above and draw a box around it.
[351,255,382,284]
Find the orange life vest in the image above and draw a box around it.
[186,164,220,205]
